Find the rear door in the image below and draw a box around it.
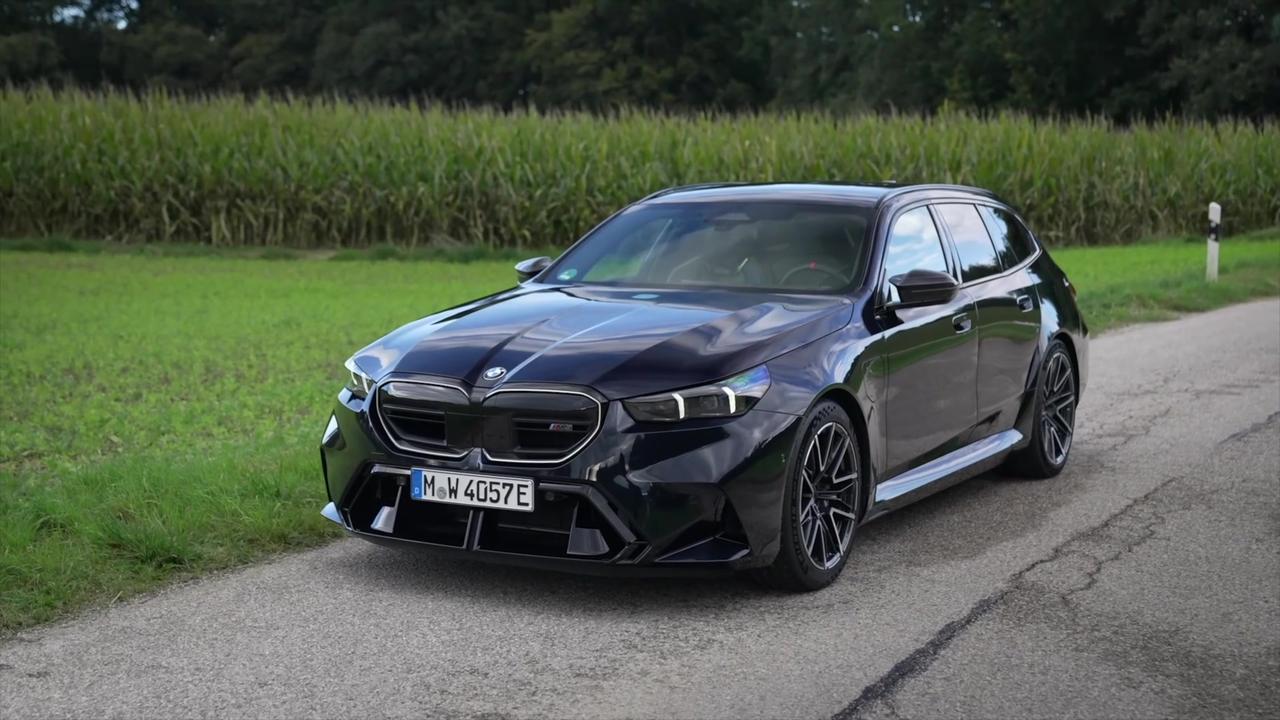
[877,205,979,479]
[934,203,1042,440]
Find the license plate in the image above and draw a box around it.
[409,469,534,512]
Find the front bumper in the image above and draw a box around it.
[321,388,801,573]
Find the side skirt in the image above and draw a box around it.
[865,429,1023,519]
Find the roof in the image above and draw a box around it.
[640,182,997,207]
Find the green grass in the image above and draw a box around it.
[1056,227,1280,332]
[1,231,1277,633]
[2,88,1278,249]
[0,254,514,633]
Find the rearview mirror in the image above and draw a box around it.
[887,269,958,309]
[515,256,551,283]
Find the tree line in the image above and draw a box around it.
[3,0,1278,119]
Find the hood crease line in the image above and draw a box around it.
[498,307,645,386]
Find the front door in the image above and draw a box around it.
[877,206,980,479]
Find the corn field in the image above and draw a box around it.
[2,88,1277,248]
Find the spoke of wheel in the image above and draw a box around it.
[816,426,830,472]
[816,514,830,565]
[829,505,856,522]
[825,433,848,476]
[1053,360,1070,394]
[801,469,816,499]
[803,514,818,555]
[1048,411,1071,439]
[824,510,844,557]
[830,471,857,487]
[828,496,856,514]
[1055,404,1073,432]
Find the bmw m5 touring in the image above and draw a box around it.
[319,182,1088,590]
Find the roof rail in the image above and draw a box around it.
[880,183,999,203]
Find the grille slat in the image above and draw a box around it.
[383,405,446,419]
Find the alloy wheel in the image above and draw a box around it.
[1041,351,1076,465]
[797,422,860,570]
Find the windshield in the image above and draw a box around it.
[544,201,874,293]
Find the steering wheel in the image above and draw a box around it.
[666,254,754,285]
[780,263,848,288]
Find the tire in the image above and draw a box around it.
[754,400,864,592]
[1002,339,1078,479]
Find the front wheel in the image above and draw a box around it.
[1003,340,1077,479]
[754,400,864,592]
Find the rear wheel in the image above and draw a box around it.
[1003,340,1077,479]
[754,401,863,592]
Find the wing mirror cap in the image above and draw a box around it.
[887,269,959,309]
[515,256,552,283]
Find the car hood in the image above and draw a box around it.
[352,284,852,399]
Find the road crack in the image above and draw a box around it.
[835,408,1280,719]
[832,463,1208,720]
[1220,410,1280,445]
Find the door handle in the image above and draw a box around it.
[1016,294,1034,312]
[952,313,972,334]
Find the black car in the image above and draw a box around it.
[319,182,1087,591]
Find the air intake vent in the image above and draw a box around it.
[375,381,473,458]
[482,389,602,464]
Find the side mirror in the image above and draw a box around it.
[887,269,959,309]
[514,256,551,283]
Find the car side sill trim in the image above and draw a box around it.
[874,429,1023,505]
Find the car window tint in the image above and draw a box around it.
[975,207,1019,269]
[883,206,948,283]
[581,216,671,282]
[937,203,1001,282]
[980,206,1039,265]
[550,201,874,292]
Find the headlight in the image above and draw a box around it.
[344,357,375,399]
[623,366,771,422]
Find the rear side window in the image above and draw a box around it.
[936,204,1001,282]
[979,206,1040,265]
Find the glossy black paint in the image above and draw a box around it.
[321,182,1089,573]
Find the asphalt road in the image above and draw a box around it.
[3,299,1278,720]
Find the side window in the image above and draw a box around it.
[936,203,1001,282]
[882,207,950,302]
[980,206,1039,265]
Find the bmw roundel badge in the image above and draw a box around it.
[483,366,507,381]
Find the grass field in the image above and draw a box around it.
[3,88,1278,249]
[2,230,1278,633]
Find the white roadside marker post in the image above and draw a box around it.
[1206,202,1221,282]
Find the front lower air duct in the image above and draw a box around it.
[371,479,405,534]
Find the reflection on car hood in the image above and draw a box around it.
[352,284,852,399]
